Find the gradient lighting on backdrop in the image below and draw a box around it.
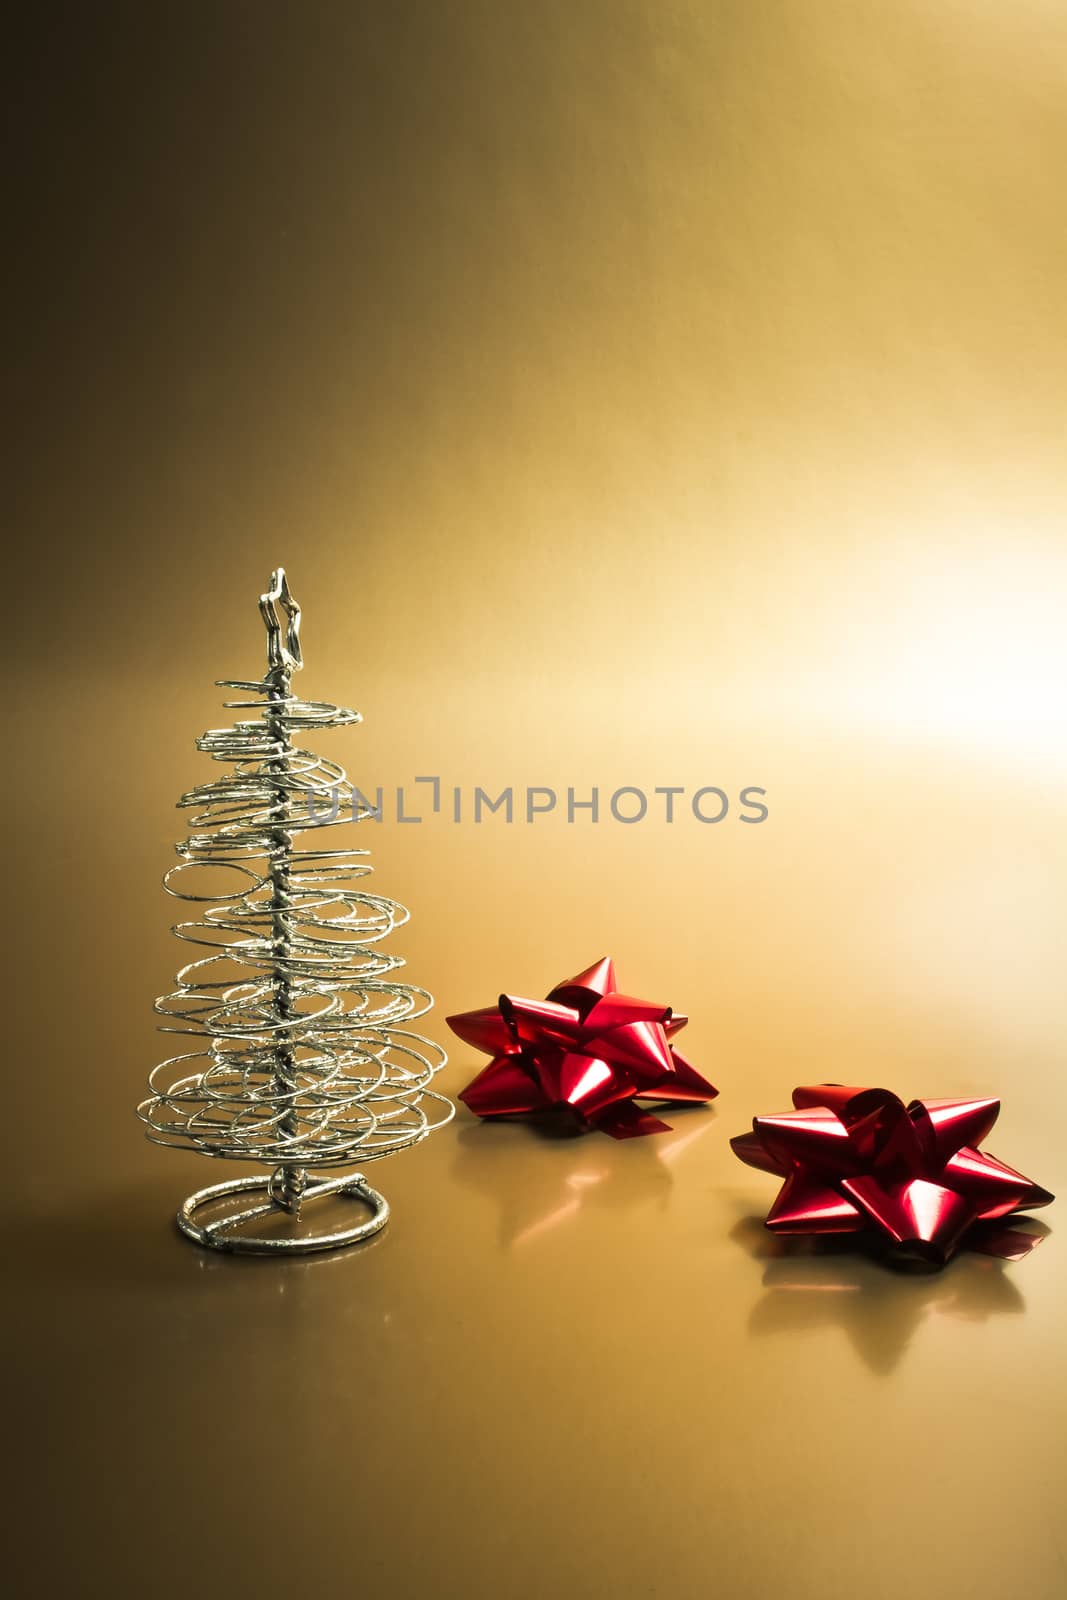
[9,5,1067,1600]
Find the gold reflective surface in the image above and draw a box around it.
[11,5,1067,1596]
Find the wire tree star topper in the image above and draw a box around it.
[138,568,453,1253]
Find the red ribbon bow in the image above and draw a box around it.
[449,958,718,1138]
[732,1084,1053,1267]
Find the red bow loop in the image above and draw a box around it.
[908,1096,1001,1170]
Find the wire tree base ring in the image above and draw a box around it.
[176,1168,390,1255]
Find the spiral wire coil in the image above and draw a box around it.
[138,569,452,1251]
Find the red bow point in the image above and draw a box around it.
[732,1084,1053,1267]
[448,958,718,1139]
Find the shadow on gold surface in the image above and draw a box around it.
[732,1215,1048,1374]
[451,1106,716,1249]
[10,1178,388,1294]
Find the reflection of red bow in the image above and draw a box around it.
[732,1084,1053,1267]
[449,958,718,1139]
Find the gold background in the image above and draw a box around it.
[11,4,1067,1597]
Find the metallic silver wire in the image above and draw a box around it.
[176,1171,390,1254]
[138,568,453,1252]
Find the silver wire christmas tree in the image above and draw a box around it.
[139,568,453,1253]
